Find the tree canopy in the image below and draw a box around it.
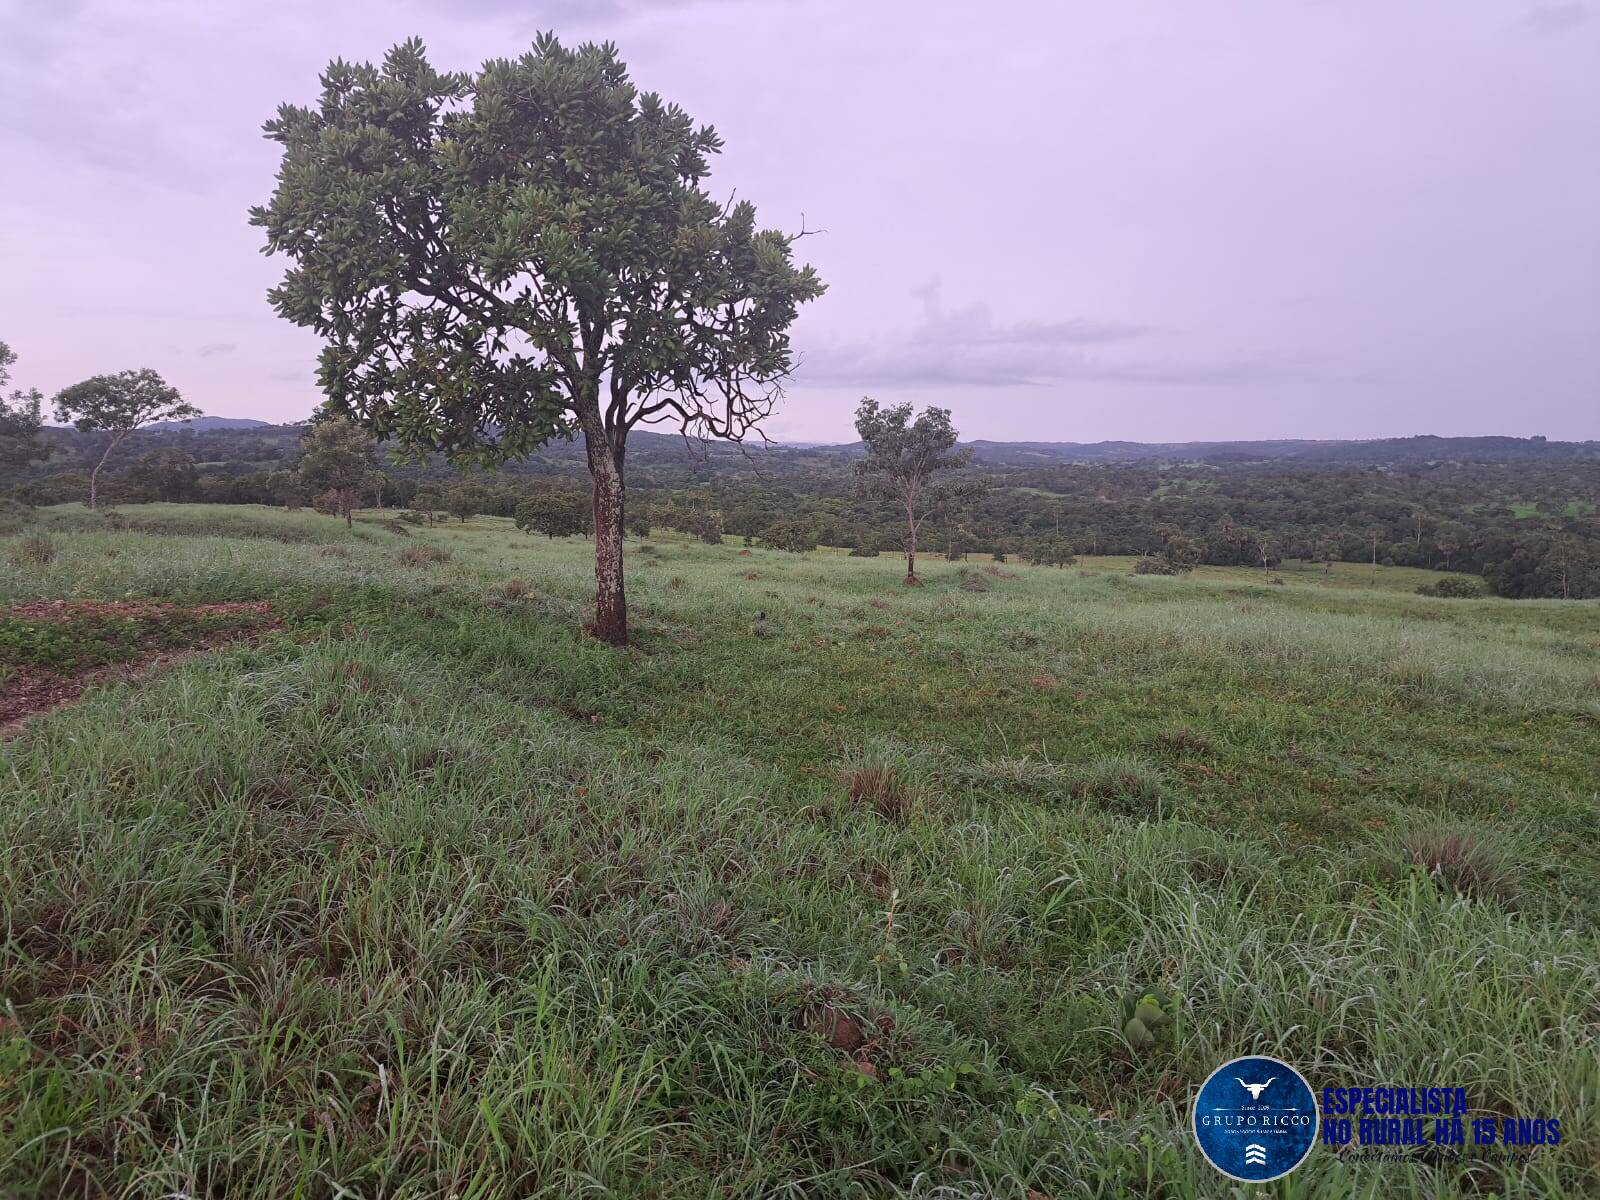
[52,368,196,508]
[514,492,589,539]
[252,34,824,643]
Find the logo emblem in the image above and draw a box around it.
[1192,1055,1317,1182]
[1236,1076,1276,1101]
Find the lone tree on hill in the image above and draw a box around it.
[297,416,372,527]
[1,341,49,469]
[853,398,974,584]
[52,368,197,509]
[252,35,824,645]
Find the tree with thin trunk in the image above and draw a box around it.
[251,35,823,645]
[853,398,974,584]
[52,369,196,509]
[297,416,372,527]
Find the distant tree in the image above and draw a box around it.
[687,508,724,546]
[1155,526,1202,571]
[412,486,444,525]
[365,469,394,509]
[1026,537,1077,568]
[51,369,196,509]
[0,341,49,469]
[297,416,372,527]
[1538,534,1594,600]
[252,35,824,645]
[1433,521,1469,571]
[1312,531,1341,575]
[266,469,306,510]
[854,398,974,584]
[624,509,653,538]
[1244,528,1278,576]
[514,492,587,539]
[759,518,817,553]
[126,448,199,502]
[444,484,482,524]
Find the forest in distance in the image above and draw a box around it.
[7,419,1598,600]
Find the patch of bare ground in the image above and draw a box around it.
[1,600,277,732]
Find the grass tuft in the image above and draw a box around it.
[7,532,56,567]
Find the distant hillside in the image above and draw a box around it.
[959,434,1599,466]
[149,415,274,431]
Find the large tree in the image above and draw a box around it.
[853,398,974,584]
[1,341,49,469]
[52,369,197,509]
[251,36,823,644]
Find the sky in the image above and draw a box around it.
[1,0,1596,444]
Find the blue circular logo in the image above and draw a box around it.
[1191,1055,1318,1182]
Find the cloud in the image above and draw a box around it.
[906,280,1151,348]
[1518,3,1589,33]
[197,342,237,358]
[798,282,1312,390]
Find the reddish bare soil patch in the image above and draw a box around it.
[1,600,277,732]
[7,599,271,622]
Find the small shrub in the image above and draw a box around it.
[1417,575,1485,599]
[384,519,412,536]
[1132,555,1180,576]
[8,533,55,567]
[500,578,533,600]
[397,545,450,567]
[399,510,428,525]
[100,509,128,531]
[958,573,989,592]
[848,543,880,557]
[1401,823,1511,901]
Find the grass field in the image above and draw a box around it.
[3,503,1597,1197]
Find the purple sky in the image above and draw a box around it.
[2,0,1596,443]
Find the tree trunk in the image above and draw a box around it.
[904,504,919,584]
[89,435,121,511]
[584,428,628,646]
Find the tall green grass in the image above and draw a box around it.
[1,504,1596,1196]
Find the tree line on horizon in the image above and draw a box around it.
[5,407,1597,599]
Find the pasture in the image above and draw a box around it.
[2,504,1597,1197]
